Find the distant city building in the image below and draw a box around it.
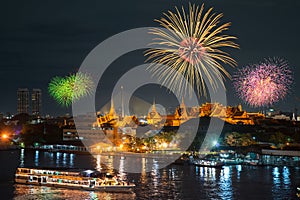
[62,129,82,141]
[31,89,42,116]
[17,88,29,114]
[5,112,12,119]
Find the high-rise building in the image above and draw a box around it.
[17,88,29,114]
[32,89,42,116]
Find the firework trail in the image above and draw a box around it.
[145,3,239,97]
[233,58,293,107]
[48,72,94,107]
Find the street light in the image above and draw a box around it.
[1,133,9,141]
[212,140,220,148]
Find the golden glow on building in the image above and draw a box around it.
[96,99,265,129]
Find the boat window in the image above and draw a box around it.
[16,175,28,180]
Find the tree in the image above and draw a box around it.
[224,132,255,146]
[224,132,240,146]
[269,131,288,146]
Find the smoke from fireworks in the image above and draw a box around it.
[145,3,238,97]
[233,58,293,107]
[48,72,94,107]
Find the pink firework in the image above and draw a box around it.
[233,58,293,107]
[178,37,206,65]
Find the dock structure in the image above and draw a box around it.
[260,149,300,166]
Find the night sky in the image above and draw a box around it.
[0,0,299,116]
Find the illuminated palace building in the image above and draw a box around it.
[88,99,264,149]
[59,99,266,152]
[96,98,264,129]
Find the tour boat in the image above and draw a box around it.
[15,167,135,192]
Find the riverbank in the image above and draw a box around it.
[2,142,300,168]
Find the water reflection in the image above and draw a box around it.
[14,184,136,200]
[140,158,147,185]
[196,166,217,183]
[103,156,114,174]
[151,159,160,189]
[55,152,60,166]
[96,155,101,171]
[34,150,39,166]
[70,153,74,168]
[283,166,290,187]
[20,149,24,167]
[196,166,233,199]
[272,166,291,199]
[43,152,54,167]
[273,167,280,185]
[168,167,176,180]
[62,153,67,166]
[118,156,127,181]
[219,166,232,200]
[236,165,242,180]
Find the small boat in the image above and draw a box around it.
[193,159,224,167]
[243,159,259,166]
[15,167,135,192]
[220,158,243,165]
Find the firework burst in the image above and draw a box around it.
[48,72,94,107]
[233,58,293,107]
[145,3,239,97]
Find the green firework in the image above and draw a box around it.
[48,72,94,107]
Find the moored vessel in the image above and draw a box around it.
[193,159,224,168]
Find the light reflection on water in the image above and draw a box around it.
[34,150,39,166]
[14,184,136,200]
[118,156,127,181]
[63,153,67,166]
[12,149,299,200]
[70,153,74,167]
[96,154,101,171]
[20,149,24,167]
[219,166,232,200]
[272,166,292,199]
[195,166,233,199]
[56,152,60,166]
[236,164,242,180]
[151,159,160,190]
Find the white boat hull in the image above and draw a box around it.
[15,168,135,193]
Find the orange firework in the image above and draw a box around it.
[145,3,239,97]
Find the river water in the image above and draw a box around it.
[1,149,300,200]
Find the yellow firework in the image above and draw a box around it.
[145,3,239,97]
